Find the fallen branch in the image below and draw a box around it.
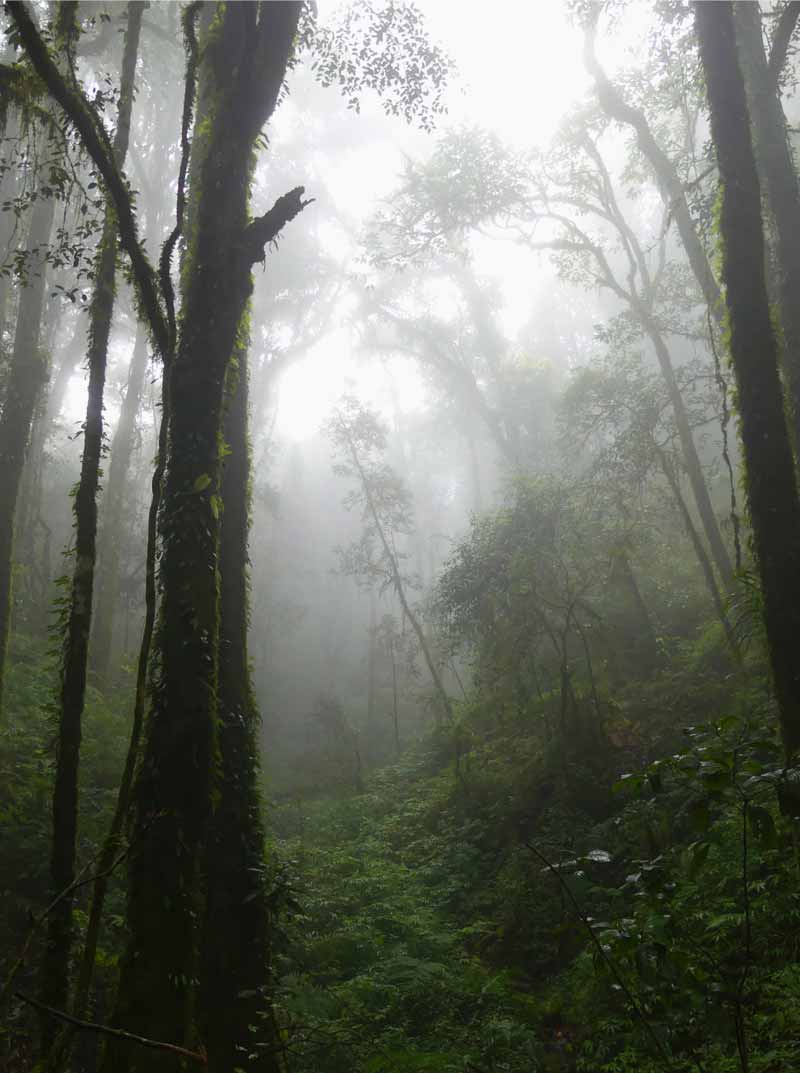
[14,993,207,1066]
[0,841,135,1012]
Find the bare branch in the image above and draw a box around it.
[13,993,207,1066]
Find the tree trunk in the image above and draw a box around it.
[105,7,305,1068]
[347,435,454,727]
[202,342,279,1073]
[40,4,143,1052]
[90,321,149,682]
[696,0,800,760]
[658,449,738,654]
[606,547,659,672]
[640,309,734,587]
[734,1,800,455]
[391,634,400,755]
[0,187,55,718]
[367,585,377,754]
[465,425,483,513]
[0,111,20,344]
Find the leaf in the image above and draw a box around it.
[193,473,212,493]
[613,772,644,794]
[585,849,612,863]
[688,841,710,877]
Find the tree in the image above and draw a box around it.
[521,125,734,589]
[102,7,308,1067]
[0,135,57,717]
[39,5,143,1046]
[583,8,723,318]
[329,396,454,727]
[696,0,800,761]
[734,1,800,454]
[561,345,736,651]
[436,474,611,747]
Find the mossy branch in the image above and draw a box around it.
[239,185,314,266]
[7,0,170,358]
[158,0,202,346]
[768,1,800,85]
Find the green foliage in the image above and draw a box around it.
[272,763,546,1073]
[301,1,454,132]
[0,634,130,993]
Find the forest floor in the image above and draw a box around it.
[3,631,800,1072]
[270,643,800,1073]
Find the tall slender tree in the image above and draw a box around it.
[0,157,56,717]
[39,7,144,1046]
[330,398,454,727]
[696,0,800,760]
[734,1,800,454]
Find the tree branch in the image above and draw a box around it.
[238,186,314,266]
[583,15,723,318]
[13,993,207,1066]
[768,1,800,85]
[0,841,136,1012]
[6,0,170,358]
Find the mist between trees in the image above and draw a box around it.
[2,3,800,1072]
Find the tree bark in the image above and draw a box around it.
[0,110,20,343]
[696,0,800,759]
[202,341,279,1073]
[105,7,306,1068]
[734,1,800,455]
[0,186,55,718]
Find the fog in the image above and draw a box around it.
[3,3,797,1070]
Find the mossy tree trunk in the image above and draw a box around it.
[202,338,279,1073]
[734,1,800,456]
[696,0,800,760]
[40,2,144,1051]
[90,321,149,683]
[0,110,20,343]
[105,6,307,1069]
[0,186,55,718]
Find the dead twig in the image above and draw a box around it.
[13,992,207,1066]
